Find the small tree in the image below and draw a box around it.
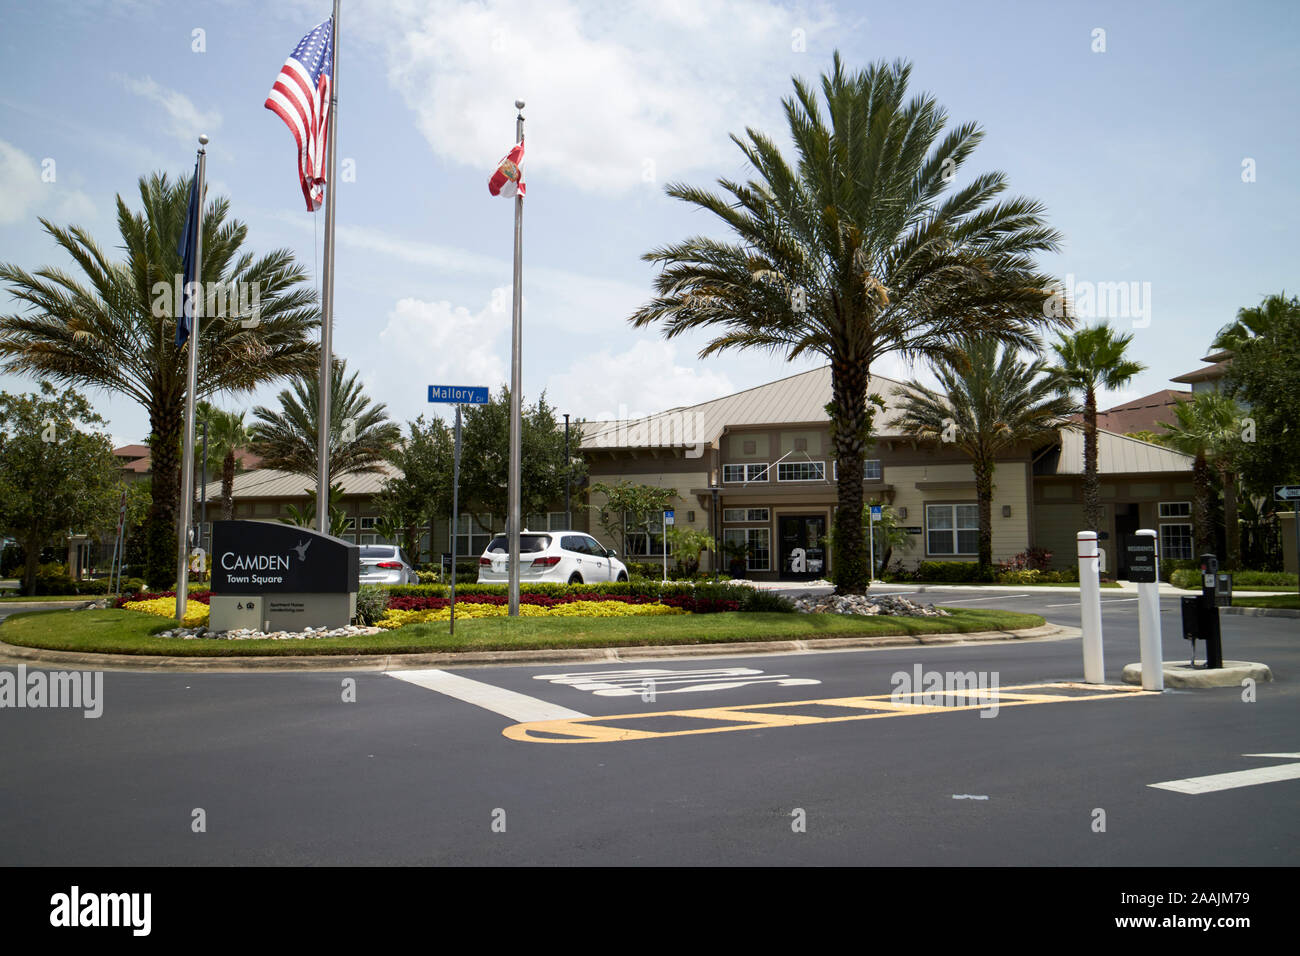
[0,384,123,594]
[665,526,714,576]
[864,501,915,577]
[459,388,587,535]
[588,480,678,557]
[375,415,455,563]
[281,484,349,537]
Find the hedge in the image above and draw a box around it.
[1170,569,1298,590]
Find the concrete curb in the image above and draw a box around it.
[1121,659,1274,689]
[1221,606,1300,619]
[0,623,1074,673]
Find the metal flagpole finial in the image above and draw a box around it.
[515,99,525,111]
[198,134,209,146]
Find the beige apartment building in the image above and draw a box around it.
[580,366,1198,579]
[193,364,1198,580]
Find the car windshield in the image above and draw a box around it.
[360,546,398,559]
[485,534,550,554]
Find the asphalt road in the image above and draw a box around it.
[1,588,1295,865]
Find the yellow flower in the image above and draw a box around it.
[122,597,209,628]
[375,600,689,629]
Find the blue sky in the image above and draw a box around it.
[1,0,1297,447]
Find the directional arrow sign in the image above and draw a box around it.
[1275,485,1300,501]
[1148,753,1300,794]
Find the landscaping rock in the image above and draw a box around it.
[156,624,382,641]
[792,593,951,617]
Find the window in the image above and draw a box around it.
[359,516,377,531]
[488,533,552,553]
[724,507,769,523]
[452,513,494,555]
[548,512,567,531]
[926,503,979,555]
[723,527,771,571]
[832,460,883,481]
[526,513,546,531]
[1159,501,1191,519]
[777,461,825,482]
[723,462,769,483]
[1160,523,1193,561]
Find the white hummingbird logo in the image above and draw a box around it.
[292,539,312,562]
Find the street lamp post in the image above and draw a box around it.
[564,413,571,529]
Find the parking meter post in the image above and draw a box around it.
[1135,529,1163,691]
[1077,531,1105,683]
[1199,553,1223,669]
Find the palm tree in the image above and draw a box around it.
[1161,392,1244,564]
[198,404,252,521]
[282,483,350,537]
[1050,323,1145,532]
[1212,292,1299,352]
[0,172,319,587]
[897,338,1075,573]
[250,358,400,483]
[628,55,1067,593]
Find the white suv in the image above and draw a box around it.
[477,531,629,584]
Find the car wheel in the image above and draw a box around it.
[568,573,583,585]
[617,572,628,583]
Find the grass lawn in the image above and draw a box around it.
[1230,594,1300,610]
[0,606,1046,657]
[0,594,92,602]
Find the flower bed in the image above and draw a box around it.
[121,596,210,628]
[386,592,739,614]
[376,599,689,629]
[114,590,212,609]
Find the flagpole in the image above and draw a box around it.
[176,133,208,621]
[507,100,525,617]
[316,0,341,534]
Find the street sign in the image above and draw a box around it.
[870,505,882,519]
[428,385,489,404]
[663,510,675,525]
[1274,485,1300,501]
[1124,534,1157,584]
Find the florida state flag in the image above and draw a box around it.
[488,140,525,198]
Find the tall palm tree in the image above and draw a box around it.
[250,358,400,483]
[1050,323,1145,532]
[1161,392,1244,564]
[0,172,319,586]
[1212,291,1299,352]
[896,338,1075,573]
[628,55,1068,593]
[198,404,252,521]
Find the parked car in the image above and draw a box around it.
[477,531,628,584]
[358,545,420,586]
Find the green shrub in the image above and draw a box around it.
[996,568,1042,585]
[1230,570,1298,587]
[916,561,982,582]
[739,588,795,613]
[74,578,110,595]
[33,563,76,595]
[355,585,389,626]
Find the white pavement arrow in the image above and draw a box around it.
[1148,753,1300,794]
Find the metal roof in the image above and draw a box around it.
[201,462,400,500]
[580,364,914,449]
[1049,427,1195,475]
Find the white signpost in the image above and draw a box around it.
[869,504,881,580]
[1077,530,1105,683]
[1276,486,1300,600]
[1134,528,1163,691]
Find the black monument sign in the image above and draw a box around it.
[212,520,359,594]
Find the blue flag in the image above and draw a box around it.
[176,162,201,347]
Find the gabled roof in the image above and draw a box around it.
[201,462,399,500]
[1087,389,1192,435]
[1039,427,1195,476]
[580,365,915,449]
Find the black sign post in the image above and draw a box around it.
[1198,553,1224,669]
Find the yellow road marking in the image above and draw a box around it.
[502,682,1153,743]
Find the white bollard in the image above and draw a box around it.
[1136,528,1164,691]
[1077,531,1105,683]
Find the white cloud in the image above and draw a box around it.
[547,339,735,420]
[0,138,95,225]
[376,295,510,402]
[353,0,835,195]
[117,74,222,145]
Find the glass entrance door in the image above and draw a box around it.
[779,514,827,578]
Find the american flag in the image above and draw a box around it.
[264,17,334,211]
